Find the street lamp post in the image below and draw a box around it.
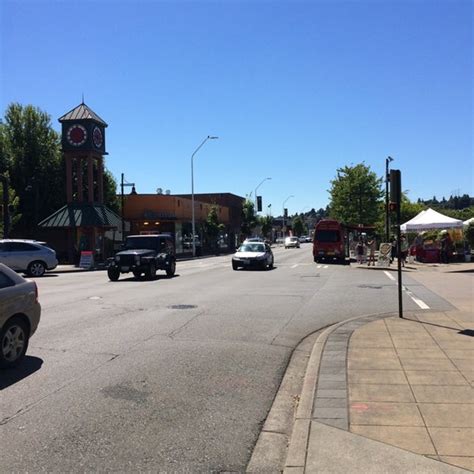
[254,177,271,214]
[191,136,218,257]
[121,173,136,241]
[385,156,394,242]
[282,194,294,240]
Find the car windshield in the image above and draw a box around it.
[315,230,340,242]
[125,237,163,250]
[239,244,265,253]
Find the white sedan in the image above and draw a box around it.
[232,242,274,270]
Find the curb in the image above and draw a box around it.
[283,312,398,472]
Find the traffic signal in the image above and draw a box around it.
[284,208,288,218]
[257,196,262,212]
[390,169,401,205]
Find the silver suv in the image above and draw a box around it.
[0,239,58,277]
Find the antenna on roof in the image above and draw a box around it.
[81,93,85,104]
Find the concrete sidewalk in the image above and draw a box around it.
[285,310,473,473]
[249,262,473,473]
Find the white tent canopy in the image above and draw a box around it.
[463,217,474,227]
[400,208,463,232]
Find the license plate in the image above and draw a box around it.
[121,266,129,272]
[242,259,250,264]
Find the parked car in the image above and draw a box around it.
[0,263,41,368]
[285,236,300,249]
[0,239,58,277]
[232,242,274,270]
[107,234,176,281]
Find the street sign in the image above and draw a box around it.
[79,251,94,269]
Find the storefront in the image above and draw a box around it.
[122,193,238,255]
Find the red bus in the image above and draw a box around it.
[313,219,349,264]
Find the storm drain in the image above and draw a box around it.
[168,304,197,310]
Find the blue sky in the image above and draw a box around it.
[1,0,472,216]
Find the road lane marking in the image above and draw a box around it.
[324,265,329,269]
[383,271,430,309]
[317,265,322,268]
[384,271,396,281]
[291,264,298,268]
[402,286,430,309]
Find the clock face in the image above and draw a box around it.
[67,124,87,146]
[92,126,103,148]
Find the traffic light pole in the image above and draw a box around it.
[390,169,403,319]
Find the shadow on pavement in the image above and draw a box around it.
[405,317,473,336]
[0,356,43,390]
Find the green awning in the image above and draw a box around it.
[39,203,122,229]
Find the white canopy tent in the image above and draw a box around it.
[463,217,474,227]
[400,208,463,232]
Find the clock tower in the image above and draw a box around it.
[39,102,121,264]
[59,102,107,204]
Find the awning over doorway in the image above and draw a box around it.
[38,203,122,228]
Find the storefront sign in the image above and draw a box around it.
[143,210,176,220]
[79,250,94,269]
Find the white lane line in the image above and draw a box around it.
[323,265,329,269]
[383,271,430,309]
[291,264,298,268]
[317,265,322,269]
[403,286,431,309]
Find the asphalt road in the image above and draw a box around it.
[1,245,454,472]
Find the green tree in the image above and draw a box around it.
[328,163,383,225]
[240,199,257,238]
[204,205,225,252]
[292,215,304,236]
[104,170,120,213]
[259,215,273,239]
[465,223,474,249]
[1,103,63,236]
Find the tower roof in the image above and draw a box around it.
[58,102,108,126]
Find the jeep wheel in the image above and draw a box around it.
[107,268,120,281]
[133,270,142,279]
[166,260,176,278]
[145,262,156,280]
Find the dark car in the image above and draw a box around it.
[107,234,176,281]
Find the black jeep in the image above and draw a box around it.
[107,234,176,281]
